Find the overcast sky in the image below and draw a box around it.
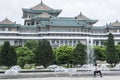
[0,0,120,26]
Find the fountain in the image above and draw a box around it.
[99,64,109,71]
[81,38,109,71]
[48,65,77,72]
[54,66,67,72]
[87,38,96,64]
[79,64,93,71]
[47,65,58,71]
[4,66,21,74]
[114,64,120,69]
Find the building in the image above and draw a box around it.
[0,1,120,47]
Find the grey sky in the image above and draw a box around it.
[0,0,120,26]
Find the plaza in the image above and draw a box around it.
[1,76,120,80]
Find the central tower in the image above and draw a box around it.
[22,1,62,26]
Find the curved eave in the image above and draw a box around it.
[85,20,98,24]
[48,22,86,27]
[20,25,37,28]
[31,17,50,21]
[91,26,106,30]
[0,24,20,27]
[22,8,62,14]
[109,26,120,28]
[48,24,84,27]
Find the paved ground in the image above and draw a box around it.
[1,76,120,80]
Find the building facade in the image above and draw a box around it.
[0,1,120,47]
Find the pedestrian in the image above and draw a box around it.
[93,63,103,77]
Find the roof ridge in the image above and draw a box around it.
[32,1,53,10]
[111,20,120,26]
[0,18,15,24]
[75,12,90,20]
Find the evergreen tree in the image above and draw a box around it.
[0,41,17,67]
[34,41,43,66]
[8,46,17,66]
[72,43,87,66]
[106,33,119,67]
[34,39,54,67]
[42,39,54,67]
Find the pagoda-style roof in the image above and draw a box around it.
[22,1,62,18]
[32,12,54,21]
[75,12,90,20]
[0,18,20,27]
[46,17,88,27]
[31,1,53,10]
[35,12,53,18]
[111,20,120,27]
[0,18,15,24]
[75,12,98,24]
[91,26,106,30]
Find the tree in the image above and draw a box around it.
[72,43,87,66]
[115,45,120,61]
[34,39,54,67]
[8,46,17,66]
[24,40,38,52]
[0,41,17,67]
[34,41,43,66]
[55,45,74,67]
[94,46,106,61]
[106,33,119,67]
[42,39,54,67]
[16,47,35,68]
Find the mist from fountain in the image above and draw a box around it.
[114,64,120,69]
[4,66,21,74]
[84,38,109,71]
[87,39,96,64]
[99,64,109,71]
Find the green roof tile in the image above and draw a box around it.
[20,25,37,28]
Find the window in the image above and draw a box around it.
[36,22,39,25]
[5,28,8,31]
[14,41,18,46]
[27,23,30,25]
[31,21,34,25]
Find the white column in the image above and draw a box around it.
[63,40,65,45]
[68,40,69,45]
[59,40,60,47]
[86,38,90,63]
[72,40,73,46]
[99,41,101,46]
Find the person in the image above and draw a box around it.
[93,63,102,77]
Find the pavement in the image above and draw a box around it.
[1,76,120,80]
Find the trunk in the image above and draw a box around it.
[111,63,113,67]
[70,64,72,68]
[67,63,69,68]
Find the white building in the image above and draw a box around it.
[0,1,120,47]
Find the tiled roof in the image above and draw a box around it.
[0,18,15,24]
[91,26,106,29]
[35,12,53,18]
[48,17,87,27]
[75,12,90,20]
[20,25,37,28]
[32,1,53,10]
[111,20,120,26]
